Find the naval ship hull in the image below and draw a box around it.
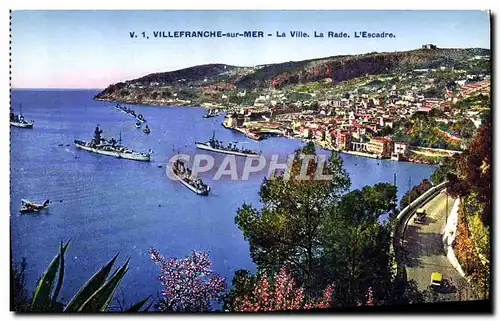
[10,121,33,128]
[195,142,260,158]
[74,142,150,162]
[170,169,210,196]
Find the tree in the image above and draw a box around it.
[479,110,491,124]
[377,126,393,137]
[450,121,492,225]
[229,267,335,312]
[235,142,350,289]
[11,257,29,312]
[451,118,477,138]
[400,179,433,209]
[149,248,226,312]
[321,183,399,306]
[223,269,257,311]
[234,142,425,308]
[428,108,445,118]
[430,155,460,185]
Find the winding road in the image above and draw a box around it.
[402,190,475,301]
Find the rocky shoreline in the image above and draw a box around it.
[94,97,213,109]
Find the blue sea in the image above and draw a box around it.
[10,89,436,306]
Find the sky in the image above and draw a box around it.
[11,10,491,89]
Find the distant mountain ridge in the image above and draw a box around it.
[95,47,490,103]
[132,64,242,85]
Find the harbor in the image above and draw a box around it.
[10,89,436,306]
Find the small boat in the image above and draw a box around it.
[135,122,142,128]
[247,131,263,141]
[136,114,146,122]
[143,125,150,134]
[170,159,210,196]
[203,108,219,119]
[19,199,49,213]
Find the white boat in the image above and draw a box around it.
[203,109,219,118]
[10,120,34,128]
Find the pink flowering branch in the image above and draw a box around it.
[232,267,334,312]
[150,248,226,312]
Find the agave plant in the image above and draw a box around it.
[28,240,152,312]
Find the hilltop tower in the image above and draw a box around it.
[421,44,437,50]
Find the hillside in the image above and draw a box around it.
[94,47,490,106]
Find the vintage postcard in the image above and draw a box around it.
[10,10,491,313]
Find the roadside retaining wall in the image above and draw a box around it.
[442,198,466,277]
[391,181,449,279]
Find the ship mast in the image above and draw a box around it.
[93,124,103,145]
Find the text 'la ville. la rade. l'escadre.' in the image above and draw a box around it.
[276,31,396,38]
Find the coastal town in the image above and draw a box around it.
[220,65,490,164]
[95,46,490,165]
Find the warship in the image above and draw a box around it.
[74,126,151,162]
[170,159,210,195]
[10,105,33,128]
[195,131,260,158]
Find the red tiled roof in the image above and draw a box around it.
[418,107,432,112]
[372,136,392,142]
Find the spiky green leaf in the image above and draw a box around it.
[51,241,66,306]
[124,295,152,312]
[78,259,130,312]
[142,296,155,312]
[30,241,70,311]
[63,254,119,312]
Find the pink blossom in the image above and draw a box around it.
[366,287,375,306]
[149,248,226,312]
[232,267,334,312]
